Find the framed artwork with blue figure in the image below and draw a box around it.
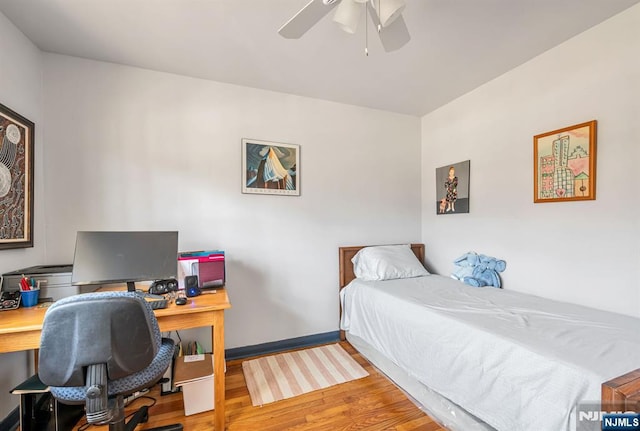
[435,160,470,215]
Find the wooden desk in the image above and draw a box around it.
[0,290,231,430]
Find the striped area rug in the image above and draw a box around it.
[242,343,369,406]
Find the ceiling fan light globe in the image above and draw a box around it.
[333,0,363,34]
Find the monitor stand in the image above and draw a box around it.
[127,281,136,292]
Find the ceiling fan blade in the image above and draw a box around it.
[278,0,340,39]
[367,3,410,52]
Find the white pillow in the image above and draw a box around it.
[351,244,430,281]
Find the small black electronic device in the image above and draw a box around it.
[175,297,187,306]
[147,299,168,310]
[0,290,21,311]
[148,278,178,295]
[185,275,201,297]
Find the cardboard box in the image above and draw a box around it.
[174,354,214,416]
[179,374,214,416]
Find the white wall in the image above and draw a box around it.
[42,54,422,349]
[0,10,43,420]
[421,4,640,316]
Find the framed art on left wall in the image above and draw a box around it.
[0,102,35,249]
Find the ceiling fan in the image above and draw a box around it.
[278,0,411,52]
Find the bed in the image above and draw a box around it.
[338,244,640,431]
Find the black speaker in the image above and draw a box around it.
[148,278,178,295]
[185,275,201,297]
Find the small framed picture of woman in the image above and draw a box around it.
[435,160,470,215]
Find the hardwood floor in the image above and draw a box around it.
[72,341,447,431]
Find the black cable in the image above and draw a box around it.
[123,395,157,422]
[74,395,158,430]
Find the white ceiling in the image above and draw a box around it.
[0,0,638,116]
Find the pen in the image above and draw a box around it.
[20,276,30,291]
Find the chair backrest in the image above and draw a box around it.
[39,292,160,387]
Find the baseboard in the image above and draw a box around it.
[0,406,19,431]
[226,331,340,361]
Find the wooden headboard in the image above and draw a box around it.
[338,243,425,340]
[338,243,425,288]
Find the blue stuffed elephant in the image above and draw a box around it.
[451,252,506,288]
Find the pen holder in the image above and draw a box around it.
[21,289,39,308]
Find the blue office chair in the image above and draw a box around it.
[38,291,182,431]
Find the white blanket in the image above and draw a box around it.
[340,275,640,431]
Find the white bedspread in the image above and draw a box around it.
[340,275,640,431]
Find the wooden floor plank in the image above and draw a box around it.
[68,341,447,431]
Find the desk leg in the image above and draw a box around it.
[213,310,225,430]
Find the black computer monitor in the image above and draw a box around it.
[71,231,178,292]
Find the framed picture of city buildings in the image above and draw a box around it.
[534,120,596,203]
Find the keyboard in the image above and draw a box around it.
[147,299,168,310]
